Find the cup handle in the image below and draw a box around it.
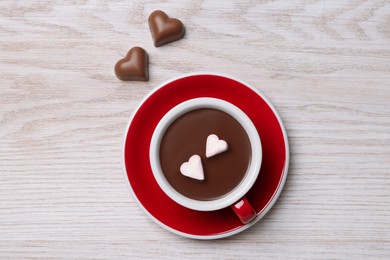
[231,197,257,224]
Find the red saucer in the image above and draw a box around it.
[123,73,289,239]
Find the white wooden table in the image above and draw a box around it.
[1,0,389,259]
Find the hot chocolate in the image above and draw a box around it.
[159,108,251,201]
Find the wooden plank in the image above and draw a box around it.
[0,0,389,258]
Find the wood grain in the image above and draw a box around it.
[1,0,389,259]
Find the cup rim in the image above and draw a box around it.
[149,97,262,211]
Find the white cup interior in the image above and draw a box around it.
[149,98,262,211]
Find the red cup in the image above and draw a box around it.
[149,98,262,224]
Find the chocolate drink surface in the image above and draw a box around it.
[159,108,252,201]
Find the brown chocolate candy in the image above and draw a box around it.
[115,47,149,81]
[148,10,185,47]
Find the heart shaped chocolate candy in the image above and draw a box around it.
[148,10,185,47]
[115,47,149,81]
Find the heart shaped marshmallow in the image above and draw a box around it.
[180,155,204,181]
[206,134,228,158]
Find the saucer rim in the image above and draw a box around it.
[121,72,290,240]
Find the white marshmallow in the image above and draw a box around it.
[180,155,204,181]
[206,134,228,158]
